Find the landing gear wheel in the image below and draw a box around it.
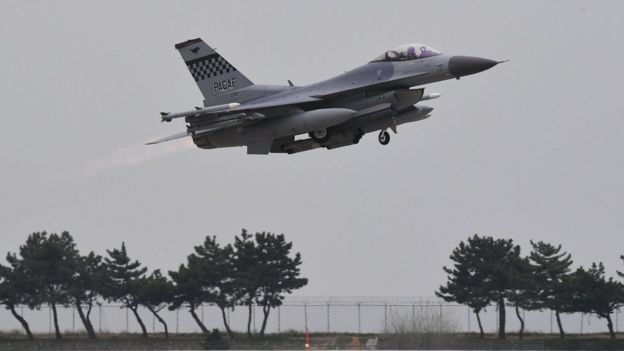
[310,128,330,143]
[378,130,390,145]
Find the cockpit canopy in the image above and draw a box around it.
[371,44,442,62]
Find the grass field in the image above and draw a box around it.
[1,331,624,350]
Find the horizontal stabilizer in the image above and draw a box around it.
[145,131,189,145]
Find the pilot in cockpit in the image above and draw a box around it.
[419,46,435,58]
[372,44,441,62]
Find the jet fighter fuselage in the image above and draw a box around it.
[149,39,501,154]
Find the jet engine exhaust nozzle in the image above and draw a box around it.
[449,56,499,78]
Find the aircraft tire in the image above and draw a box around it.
[310,128,330,143]
[378,130,390,145]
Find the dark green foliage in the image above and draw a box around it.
[168,236,234,335]
[233,230,308,337]
[102,242,149,337]
[2,233,104,340]
[232,230,259,337]
[137,270,174,338]
[202,328,229,350]
[7,231,80,339]
[504,256,535,340]
[68,251,104,339]
[169,261,209,334]
[436,236,490,338]
[567,263,624,339]
[169,231,307,338]
[0,228,308,339]
[438,237,624,340]
[528,241,574,338]
[252,231,308,336]
[0,262,35,339]
[436,234,521,339]
[189,236,236,337]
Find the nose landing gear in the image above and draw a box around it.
[378,130,390,145]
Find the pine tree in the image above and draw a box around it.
[102,242,149,337]
[232,229,261,337]
[169,262,210,334]
[568,263,624,339]
[528,241,574,338]
[232,230,308,337]
[253,232,308,336]
[10,232,79,339]
[137,270,173,338]
[67,251,104,339]
[437,235,521,339]
[189,236,236,337]
[505,256,536,340]
[0,261,35,339]
[436,238,490,338]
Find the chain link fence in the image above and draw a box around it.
[0,296,621,336]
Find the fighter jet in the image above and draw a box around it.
[148,38,502,154]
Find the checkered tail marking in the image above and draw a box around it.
[186,54,238,82]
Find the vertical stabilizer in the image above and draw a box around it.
[175,38,253,106]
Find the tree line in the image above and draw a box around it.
[0,230,308,340]
[436,235,624,339]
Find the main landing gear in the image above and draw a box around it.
[378,130,390,145]
[309,128,330,143]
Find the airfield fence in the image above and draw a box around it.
[0,296,621,336]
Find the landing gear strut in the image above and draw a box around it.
[310,128,330,143]
[378,130,390,145]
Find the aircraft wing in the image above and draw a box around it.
[160,95,321,122]
[146,113,265,145]
[149,95,320,145]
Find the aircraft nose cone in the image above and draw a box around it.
[449,56,498,78]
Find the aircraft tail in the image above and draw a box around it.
[175,38,253,106]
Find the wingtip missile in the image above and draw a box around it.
[159,103,241,122]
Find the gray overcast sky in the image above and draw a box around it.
[1,1,624,297]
